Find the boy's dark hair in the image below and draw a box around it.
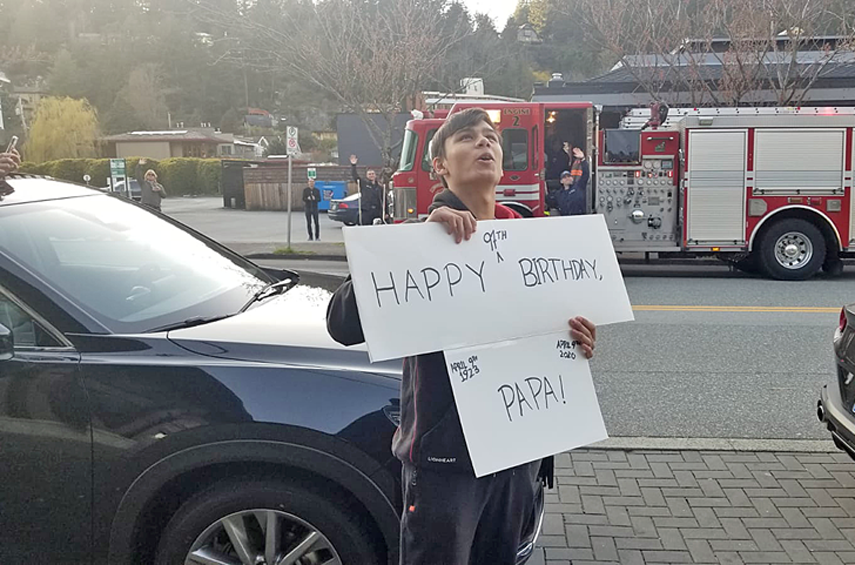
[430,108,497,187]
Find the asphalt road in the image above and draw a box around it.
[256,257,853,442]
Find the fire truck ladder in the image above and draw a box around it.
[619,106,855,129]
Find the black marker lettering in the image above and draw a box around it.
[578,259,589,279]
[537,258,554,283]
[466,261,486,293]
[519,258,537,287]
[561,259,575,281]
[515,382,533,418]
[444,263,462,297]
[585,259,599,281]
[371,271,399,308]
[525,377,543,410]
[421,267,441,301]
[405,270,425,302]
[543,376,559,409]
[498,385,515,422]
[559,374,566,404]
[549,258,562,281]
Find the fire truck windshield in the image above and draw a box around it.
[398,129,418,172]
[604,129,641,165]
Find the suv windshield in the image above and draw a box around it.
[0,191,275,334]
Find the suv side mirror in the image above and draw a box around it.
[0,322,13,362]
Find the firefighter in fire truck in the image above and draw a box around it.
[328,108,597,565]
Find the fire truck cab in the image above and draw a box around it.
[392,104,855,280]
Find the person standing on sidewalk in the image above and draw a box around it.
[350,154,383,225]
[328,109,597,565]
[136,158,166,212]
[302,178,321,241]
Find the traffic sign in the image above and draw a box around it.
[110,159,126,175]
[286,127,300,156]
[307,167,317,179]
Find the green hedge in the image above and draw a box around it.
[19,157,222,195]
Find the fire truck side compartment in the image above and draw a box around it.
[686,129,748,245]
[754,129,845,195]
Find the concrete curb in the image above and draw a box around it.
[587,436,837,452]
[248,253,348,261]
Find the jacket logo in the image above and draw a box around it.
[427,456,457,464]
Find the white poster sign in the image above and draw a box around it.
[343,215,633,361]
[444,332,608,477]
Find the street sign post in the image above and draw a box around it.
[286,127,298,249]
[110,159,128,197]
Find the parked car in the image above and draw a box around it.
[818,303,855,458]
[328,192,361,226]
[0,176,543,565]
[105,178,142,201]
[329,191,396,226]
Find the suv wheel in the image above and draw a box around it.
[155,478,381,565]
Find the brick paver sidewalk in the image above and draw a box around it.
[536,449,855,565]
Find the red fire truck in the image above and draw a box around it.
[391,103,855,280]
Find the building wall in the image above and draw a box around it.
[116,141,172,160]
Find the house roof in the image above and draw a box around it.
[102,130,234,143]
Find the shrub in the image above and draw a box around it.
[49,159,90,184]
[86,159,111,187]
[196,160,221,195]
[16,157,221,194]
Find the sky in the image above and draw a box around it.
[461,0,518,28]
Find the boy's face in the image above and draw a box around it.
[433,120,503,190]
[366,170,377,182]
[561,174,573,187]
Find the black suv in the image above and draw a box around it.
[0,176,543,565]
[819,303,855,459]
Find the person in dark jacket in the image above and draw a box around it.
[555,169,587,216]
[302,178,321,240]
[135,158,166,211]
[349,154,383,225]
[328,109,597,565]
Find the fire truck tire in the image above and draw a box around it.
[757,219,825,281]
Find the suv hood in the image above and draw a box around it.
[168,286,401,377]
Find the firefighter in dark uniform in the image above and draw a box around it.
[350,154,383,225]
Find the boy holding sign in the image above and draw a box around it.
[327,109,597,565]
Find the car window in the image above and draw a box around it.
[0,193,274,334]
[421,129,437,171]
[502,129,528,171]
[0,291,64,348]
[398,129,418,172]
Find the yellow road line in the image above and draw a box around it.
[633,305,839,313]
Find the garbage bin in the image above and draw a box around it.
[316,181,347,212]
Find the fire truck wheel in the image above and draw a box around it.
[757,219,825,281]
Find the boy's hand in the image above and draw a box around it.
[427,207,477,244]
[572,148,584,159]
[570,316,596,359]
